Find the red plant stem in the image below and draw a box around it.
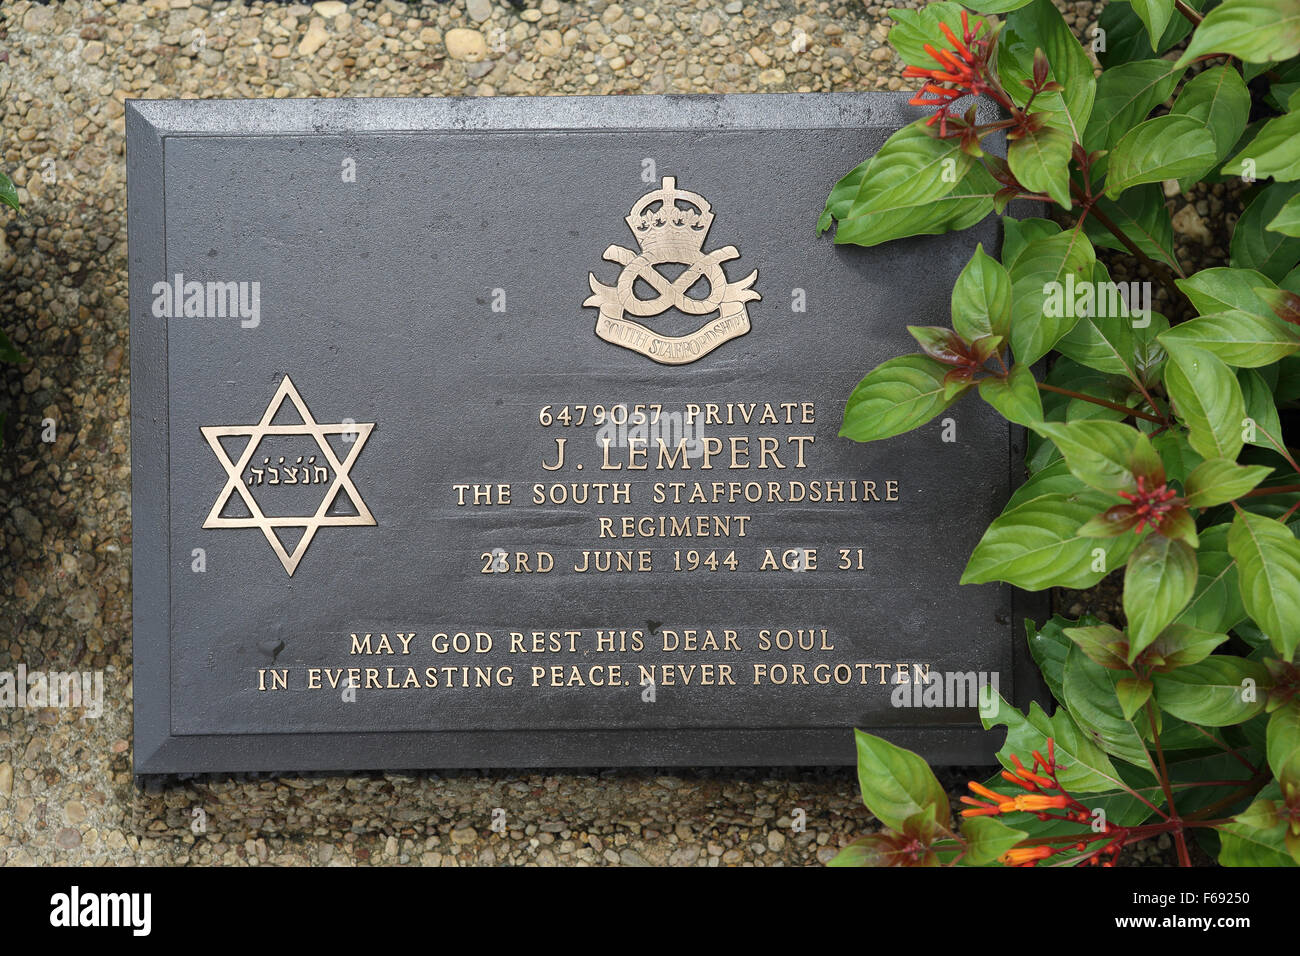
[1086,202,1190,286]
[1068,180,1191,344]
[1174,0,1203,26]
[1185,724,1260,774]
[1234,498,1300,532]
[1170,779,1259,789]
[1276,443,1300,477]
[1185,767,1273,821]
[1036,381,1165,422]
[1119,362,1167,424]
[1243,483,1300,498]
[1022,832,1114,846]
[1145,700,1192,867]
[1023,820,1177,847]
[1045,757,1165,826]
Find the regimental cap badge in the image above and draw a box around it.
[585,176,759,366]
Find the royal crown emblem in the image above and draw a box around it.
[584,177,759,365]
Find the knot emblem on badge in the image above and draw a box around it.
[584,177,759,365]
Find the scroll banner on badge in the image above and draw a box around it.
[585,247,759,366]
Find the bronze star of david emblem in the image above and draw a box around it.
[200,375,375,576]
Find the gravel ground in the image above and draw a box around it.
[1,0,1193,867]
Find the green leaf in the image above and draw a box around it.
[961,491,1137,589]
[1116,677,1155,720]
[1184,458,1273,507]
[1054,307,1143,378]
[1131,0,1176,48]
[1134,312,1171,387]
[1224,110,1300,182]
[1174,523,1247,633]
[887,2,973,68]
[1000,0,1097,141]
[1062,645,1151,766]
[1033,420,1145,494]
[820,121,972,227]
[1267,702,1300,782]
[1164,345,1246,460]
[853,729,950,834]
[952,243,1013,342]
[1105,115,1219,199]
[1228,509,1300,659]
[1065,623,1130,670]
[827,835,887,867]
[1149,623,1230,670]
[1098,0,1203,64]
[826,161,997,246]
[1002,216,1062,266]
[963,0,1036,10]
[1159,310,1300,367]
[1177,0,1300,67]
[981,694,1126,792]
[1082,186,1180,273]
[1240,368,1289,456]
[1008,459,1090,509]
[1177,266,1279,319]
[960,815,1029,866]
[979,364,1043,425]
[828,832,944,867]
[0,172,20,214]
[1009,123,1074,208]
[1272,82,1300,111]
[1169,65,1252,189]
[1029,616,1081,707]
[1234,791,1280,828]
[841,354,960,442]
[1151,428,1202,486]
[1009,228,1096,364]
[1124,534,1198,660]
[1026,614,1076,701]
[909,325,970,363]
[1231,181,1300,282]
[1084,59,1185,153]
[1220,785,1298,866]
[1268,193,1300,237]
[1152,656,1268,726]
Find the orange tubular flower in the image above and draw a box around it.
[1001,846,1054,867]
[960,780,1017,817]
[961,740,1129,867]
[1010,794,1071,812]
[1008,753,1054,789]
[903,10,989,135]
[1001,769,1037,791]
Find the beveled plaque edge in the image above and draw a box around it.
[127,92,1044,777]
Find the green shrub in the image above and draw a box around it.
[823,0,1300,867]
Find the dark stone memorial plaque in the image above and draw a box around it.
[129,93,1040,774]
